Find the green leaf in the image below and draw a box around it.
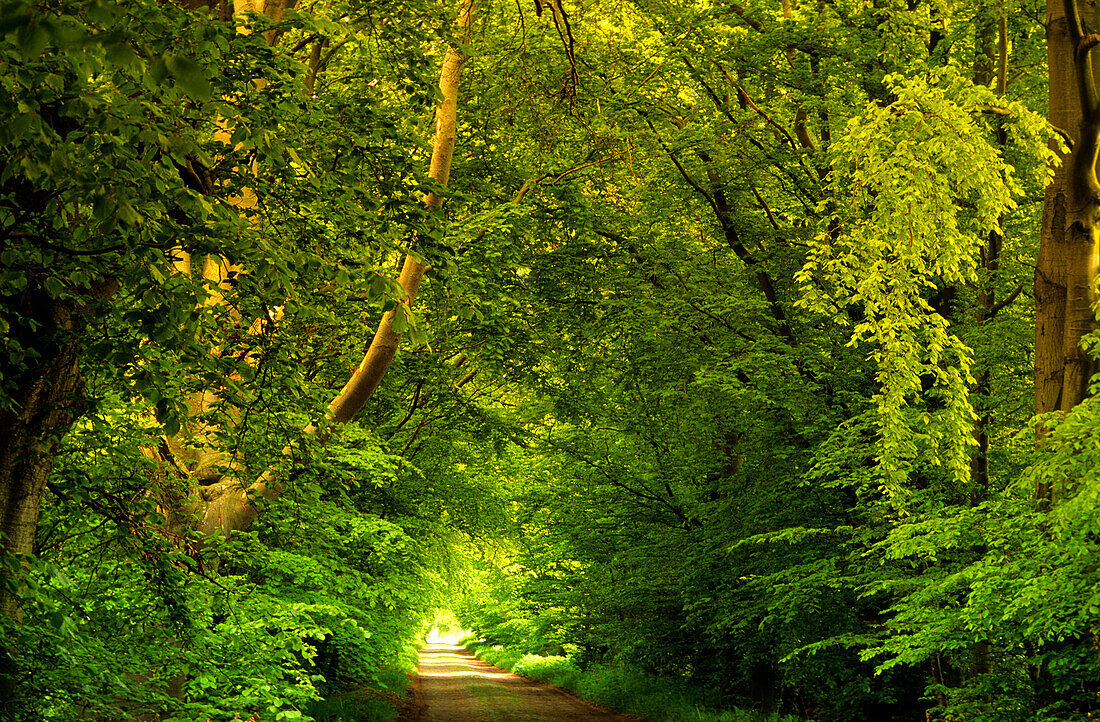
[148,55,168,85]
[16,21,49,59]
[391,305,410,334]
[116,202,142,225]
[163,53,211,100]
[105,42,136,67]
[43,276,65,298]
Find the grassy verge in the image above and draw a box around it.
[462,638,800,722]
[305,668,412,722]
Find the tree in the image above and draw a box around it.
[8,0,1100,720]
[174,0,477,541]
[0,0,481,713]
[0,0,474,592]
[1036,0,1099,478]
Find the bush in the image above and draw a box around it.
[466,639,800,722]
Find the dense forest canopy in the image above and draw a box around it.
[2,0,1100,720]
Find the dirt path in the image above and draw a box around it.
[397,643,640,722]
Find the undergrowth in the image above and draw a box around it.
[462,637,800,722]
[306,668,412,722]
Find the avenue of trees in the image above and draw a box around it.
[1,0,1099,720]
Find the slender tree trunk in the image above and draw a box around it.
[1036,0,1100,502]
[322,1,472,424]
[202,0,477,536]
[969,8,1009,500]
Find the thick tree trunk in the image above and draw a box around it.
[0,299,88,698]
[0,281,114,622]
[1036,1,1100,502]
[1032,4,1100,711]
[0,342,85,620]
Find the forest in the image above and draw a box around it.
[1,0,1099,719]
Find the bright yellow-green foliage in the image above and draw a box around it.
[799,67,1057,504]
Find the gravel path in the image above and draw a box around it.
[397,643,640,722]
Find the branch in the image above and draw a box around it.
[642,114,724,222]
[681,55,737,125]
[548,146,632,184]
[389,378,426,435]
[997,12,1007,96]
[11,233,126,256]
[1066,0,1100,116]
[723,74,821,192]
[749,183,781,233]
[386,353,476,440]
[727,1,765,32]
[548,0,579,98]
[542,437,696,528]
[315,37,351,75]
[986,283,1024,320]
[289,32,321,54]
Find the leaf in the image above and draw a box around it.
[391,305,410,334]
[116,202,141,225]
[155,397,180,436]
[148,55,168,85]
[43,276,65,298]
[163,414,180,437]
[163,53,211,101]
[286,146,314,177]
[16,21,49,59]
[105,42,136,67]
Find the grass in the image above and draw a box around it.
[463,638,800,722]
[306,668,412,722]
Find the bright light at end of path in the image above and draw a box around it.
[426,608,468,644]
[426,627,467,644]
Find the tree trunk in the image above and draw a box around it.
[0,341,85,620]
[969,7,1009,501]
[1036,0,1100,502]
[321,0,472,425]
[0,298,88,698]
[200,0,477,537]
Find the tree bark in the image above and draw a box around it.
[0,296,90,698]
[322,0,472,424]
[200,0,477,537]
[0,339,85,620]
[1036,0,1100,502]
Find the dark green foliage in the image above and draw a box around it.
[0,0,455,717]
[2,0,1097,721]
[9,402,440,720]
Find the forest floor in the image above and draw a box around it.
[396,643,641,722]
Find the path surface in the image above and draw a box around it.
[398,643,640,722]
